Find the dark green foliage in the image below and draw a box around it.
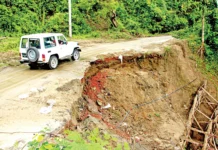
[0,0,192,36]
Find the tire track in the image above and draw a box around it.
[0,51,91,94]
[0,71,48,93]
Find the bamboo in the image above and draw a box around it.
[185,138,203,146]
[213,137,218,150]
[203,120,213,149]
[205,99,214,110]
[196,109,211,120]
[184,82,207,148]
[183,93,199,147]
[191,127,205,134]
[194,116,204,131]
[202,110,218,150]
[202,88,218,103]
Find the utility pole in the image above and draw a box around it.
[68,0,72,38]
[198,0,205,59]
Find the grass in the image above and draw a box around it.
[0,37,20,53]
[195,55,218,84]
[171,29,218,89]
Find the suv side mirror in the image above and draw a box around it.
[63,41,68,45]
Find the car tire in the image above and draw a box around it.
[71,49,80,61]
[27,47,39,63]
[48,55,58,69]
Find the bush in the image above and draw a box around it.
[27,128,130,150]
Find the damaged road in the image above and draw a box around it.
[78,42,200,149]
[0,36,173,149]
[77,39,218,149]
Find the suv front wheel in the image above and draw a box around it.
[71,49,80,61]
[48,55,58,69]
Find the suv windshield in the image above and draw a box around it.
[57,36,67,45]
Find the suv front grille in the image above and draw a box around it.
[22,53,27,58]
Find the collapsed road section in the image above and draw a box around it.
[74,40,218,149]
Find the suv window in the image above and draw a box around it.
[21,38,28,48]
[57,36,67,45]
[29,38,41,49]
[44,36,56,49]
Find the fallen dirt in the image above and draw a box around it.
[0,36,174,149]
[76,40,218,149]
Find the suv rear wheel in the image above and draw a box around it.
[48,55,58,69]
[71,49,80,61]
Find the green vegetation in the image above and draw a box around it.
[27,128,130,150]
[0,0,217,73]
[0,38,19,52]
[0,0,191,37]
[154,113,161,118]
[170,1,218,76]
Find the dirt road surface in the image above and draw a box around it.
[0,36,173,149]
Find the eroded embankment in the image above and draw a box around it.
[76,41,204,149]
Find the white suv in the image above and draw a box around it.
[19,33,81,69]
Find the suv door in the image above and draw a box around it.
[57,35,71,58]
[43,36,58,61]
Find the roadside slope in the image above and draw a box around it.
[0,36,173,149]
[79,40,217,149]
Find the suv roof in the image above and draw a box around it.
[21,33,63,38]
